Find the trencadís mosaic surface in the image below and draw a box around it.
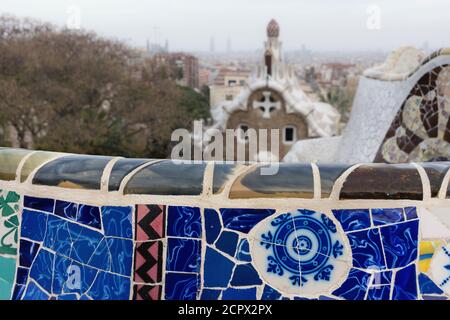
[1,148,450,300]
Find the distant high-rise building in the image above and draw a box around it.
[210,37,215,53]
[153,52,199,89]
[165,39,169,52]
[226,37,232,54]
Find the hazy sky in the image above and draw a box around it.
[2,0,450,52]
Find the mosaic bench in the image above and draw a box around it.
[1,148,450,300]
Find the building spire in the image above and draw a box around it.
[267,19,280,38]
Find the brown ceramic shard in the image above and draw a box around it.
[229,163,314,199]
[124,160,206,195]
[340,164,423,200]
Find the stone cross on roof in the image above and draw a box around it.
[252,91,281,119]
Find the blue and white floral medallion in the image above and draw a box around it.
[249,209,351,296]
[430,243,450,295]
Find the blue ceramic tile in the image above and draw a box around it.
[418,273,443,295]
[373,270,392,286]
[54,200,78,221]
[367,286,390,300]
[77,205,102,230]
[87,238,112,271]
[422,295,448,300]
[167,206,202,238]
[230,264,262,286]
[393,264,417,300]
[204,247,234,288]
[53,255,98,295]
[332,209,370,232]
[332,268,371,300]
[69,223,104,265]
[124,160,206,195]
[106,237,133,276]
[58,294,78,300]
[261,285,282,300]
[21,209,48,242]
[219,208,275,233]
[32,155,112,190]
[43,215,72,257]
[108,158,150,191]
[19,239,40,268]
[52,254,70,295]
[205,209,221,244]
[404,207,418,220]
[166,238,201,273]
[212,163,236,194]
[12,284,26,300]
[29,249,54,293]
[23,196,54,213]
[235,239,252,262]
[371,208,404,226]
[165,272,199,300]
[101,206,133,239]
[22,281,49,300]
[200,289,221,300]
[222,287,256,300]
[215,231,239,257]
[347,228,386,269]
[318,296,337,300]
[380,220,418,269]
[15,267,29,285]
[87,271,131,300]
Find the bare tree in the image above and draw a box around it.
[0,15,209,158]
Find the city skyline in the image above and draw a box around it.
[2,0,449,52]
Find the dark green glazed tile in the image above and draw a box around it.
[124,160,207,195]
[213,163,238,194]
[317,163,352,198]
[32,155,113,189]
[0,148,33,181]
[108,158,151,191]
[418,162,450,197]
[229,163,314,199]
[340,164,423,200]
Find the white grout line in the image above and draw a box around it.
[100,157,123,192]
[311,162,321,200]
[329,163,362,200]
[438,167,450,199]
[118,159,162,195]
[15,150,39,183]
[202,162,214,196]
[412,163,431,201]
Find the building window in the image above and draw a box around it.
[283,126,296,144]
[228,80,237,87]
[225,94,233,101]
[237,123,249,143]
[239,80,245,86]
[265,51,272,76]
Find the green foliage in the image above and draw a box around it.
[176,85,210,121]
[0,15,210,159]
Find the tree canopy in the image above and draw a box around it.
[0,15,209,158]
